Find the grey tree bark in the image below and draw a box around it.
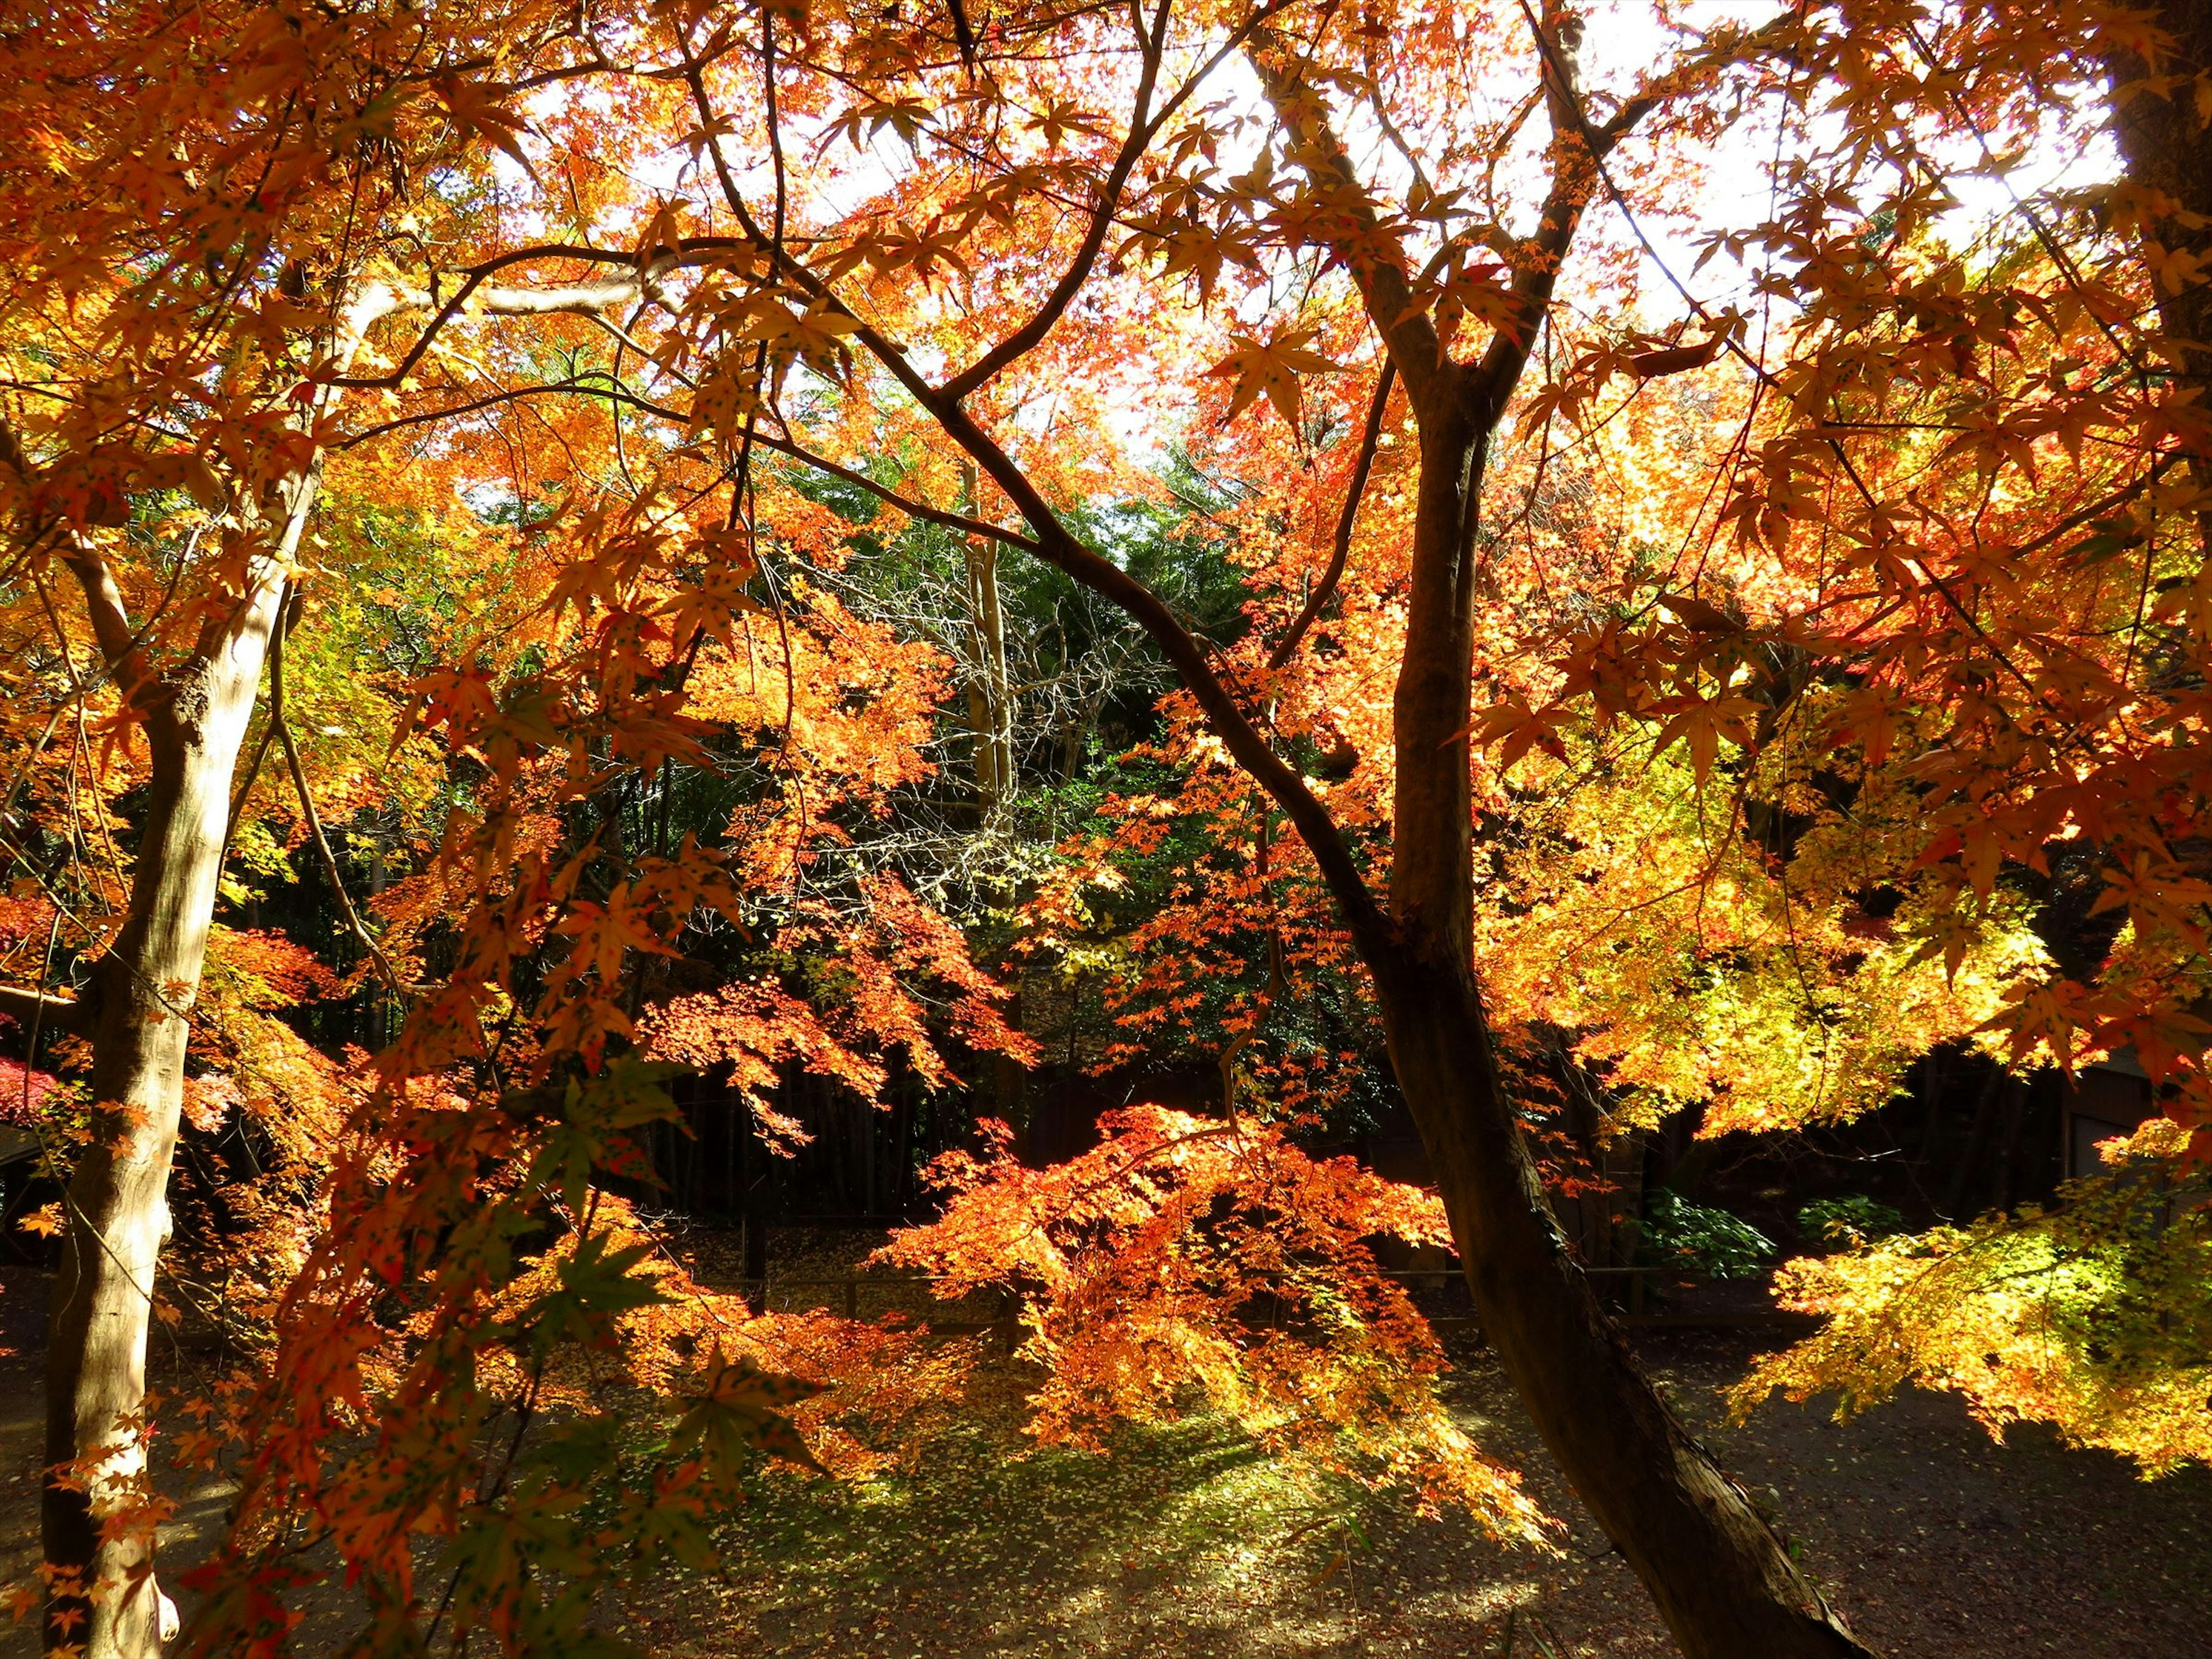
[42,527,296,1659]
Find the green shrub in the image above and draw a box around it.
[1796,1195,1908,1249]
[1638,1190,1777,1280]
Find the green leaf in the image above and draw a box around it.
[514,1234,674,1355]
[670,1350,828,1476]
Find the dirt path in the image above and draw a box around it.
[4,1261,2207,1657]
[612,1326,2211,1658]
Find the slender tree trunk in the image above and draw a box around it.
[44,566,287,1659]
[902,21,1871,1641]
[963,656,999,812]
[1370,950,1867,1657]
[738,1090,768,1312]
[959,461,1014,826]
[1991,1075,2032,1216]
[941,388,1873,1653]
[1370,422,1870,1659]
[890,1077,915,1221]
[1942,1059,2008,1222]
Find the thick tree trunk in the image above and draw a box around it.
[43,556,290,1658]
[31,272,398,1658]
[2107,0,2212,373]
[2106,0,2212,556]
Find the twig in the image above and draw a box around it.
[267,596,412,1003]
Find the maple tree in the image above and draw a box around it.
[1663,0,2212,1486]
[0,1,1020,1649]
[7,0,2212,1656]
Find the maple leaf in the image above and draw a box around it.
[1469,699,1571,774]
[1206,327,1342,430]
[1650,693,1759,785]
[433,77,539,180]
[671,1350,828,1475]
[824,94,935,151]
[1658,593,1741,634]
[1027,97,1107,149]
[1630,333,1725,378]
[508,1232,676,1358]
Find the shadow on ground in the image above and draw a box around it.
[4,1262,2208,1657]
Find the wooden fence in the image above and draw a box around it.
[688,1265,1815,1340]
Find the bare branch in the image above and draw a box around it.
[338,375,673,448]
[1270,359,1394,671]
[267,601,413,1004]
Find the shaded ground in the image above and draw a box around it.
[5,1257,2210,1657]
[613,1326,2212,1659]
[1,1267,40,1647]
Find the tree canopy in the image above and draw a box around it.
[3,0,2210,1655]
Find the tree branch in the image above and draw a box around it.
[1249,43,1456,418]
[338,373,1042,558]
[0,983,94,1037]
[339,374,689,448]
[915,390,1396,959]
[1465,5,1620,427]
[749,427,1046,554]
[58,540,147,690]
[940,0,1173,402]
[1270,359,1394,671]
[327,245,728,391]
[267,599,413,1004]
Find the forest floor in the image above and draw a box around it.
[4,1244,2209,1658]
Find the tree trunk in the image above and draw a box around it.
[738,1092,768,1312]
[1370,950,1869,1658]
[1364,412,1870,1656]
[32,273,408,1658]
[940,389,1875,1654]
[44,569,287,1659]
[1942,1059,2009,1222]
[899,25,1872,1642]
[959,461,1014,826]
[1991,1074,2032,1217]
[2106,0,2212,557]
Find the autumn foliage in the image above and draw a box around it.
[881,1105,1549,1535]
[6,0,2212,1653]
